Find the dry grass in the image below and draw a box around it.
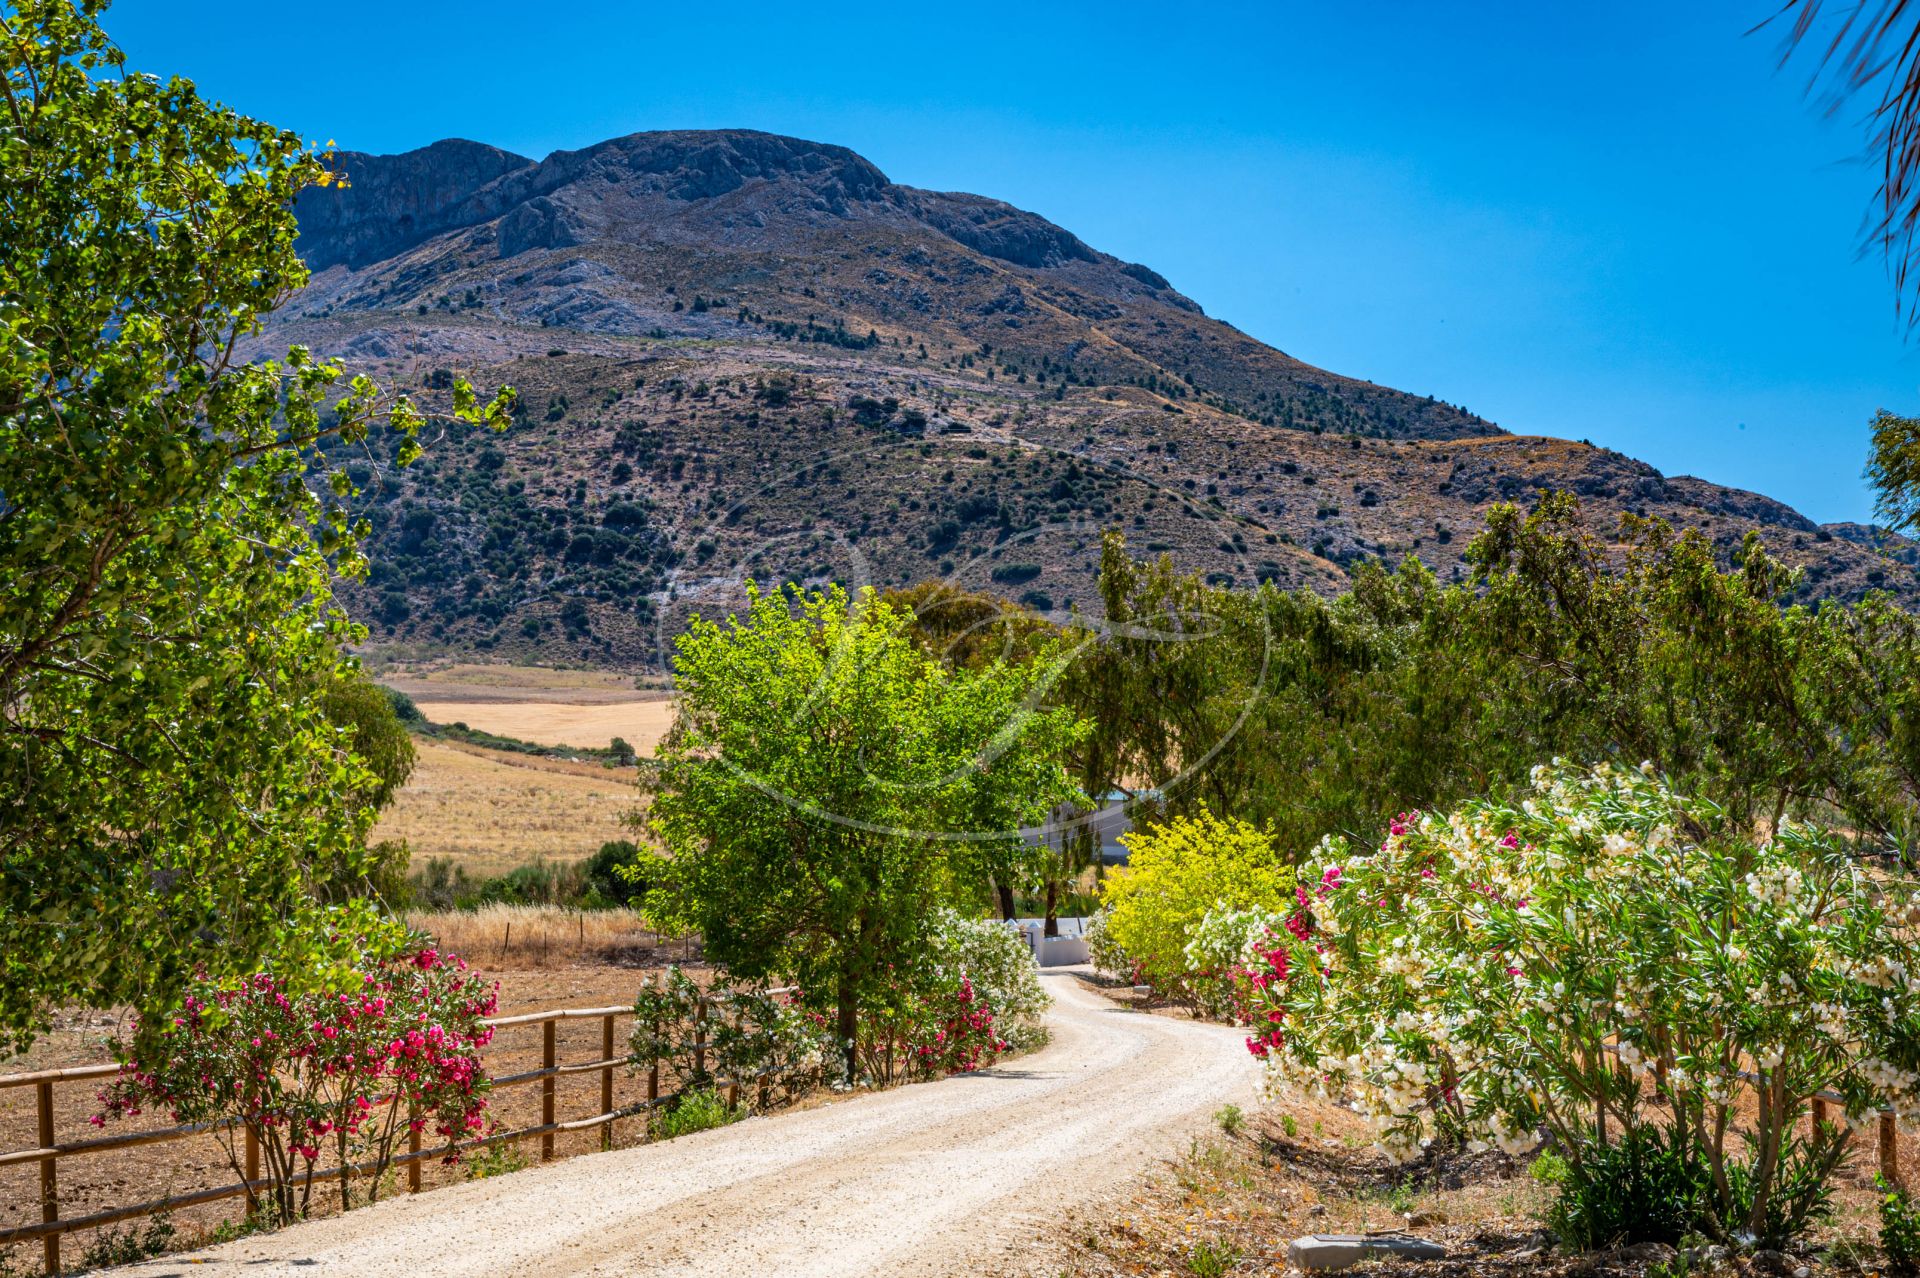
[372,739,638,875]
[379,660,640,693]
[410,698,676,753]
[408,906,691,969]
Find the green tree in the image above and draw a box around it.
[1866,409,1920,533]
[322,672,418,812]
[639,582,1086,1080]
[0,1,512,1049]
[312,671,419,903]
[1102,809,1294,993]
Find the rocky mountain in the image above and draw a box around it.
[259,129,1916,666]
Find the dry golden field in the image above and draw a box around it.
[372,740,637,875]
[376,660,662,703]
[410,698,676,754]
[405,905,700,968]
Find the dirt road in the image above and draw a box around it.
[122,971,1255,1278]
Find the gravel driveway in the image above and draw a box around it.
[120,970,1256,1278]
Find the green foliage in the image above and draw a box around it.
[312,672,418,902]
[78,1213,177,1270]
[649,1087,742,1141]
[640,581,1086,1079]
[384,686,426,726]
[1529,1149,1571,1186]
[1546,1128,1709,1250]
[418,716,636,766]
[0,1,511,1050]
[1102,811,1293,993]
[585,840,649,906]
[1881,1176,1920,1273]
[628,966,711,1085]
[1868,409,1920,535]
[407,855,631,911]
[1723,1132,1842,1249]
[1072,499,1920,866]
[1186,1237,1244,1277]
[1180,905,1288,1019]
[1213,1103,1244,1137]
[463,1141,532,1181]
[628,966,830,1099]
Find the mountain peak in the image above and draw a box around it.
[267,128,1916,664]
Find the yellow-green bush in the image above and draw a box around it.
[1102,811,1293,990]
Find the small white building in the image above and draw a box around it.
[1020,789,1159,867]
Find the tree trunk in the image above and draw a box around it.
[1044,880,1060,938]
[995,880,1017,922]
[836,977,859,1085]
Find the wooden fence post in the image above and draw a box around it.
[1811,1097,1829,1135]
[245,1122,260,1207]
[694,997,707,1082]
[725,997,741,1112]
[408,1107,422,1193]
[601,1013,616,1151]
[1884,1112,1903,1188]
[541,1019,557,1161]
[37,1079,58,1276]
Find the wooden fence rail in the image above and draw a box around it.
[1595,1040,1906,1185]
[0,983,791,1275]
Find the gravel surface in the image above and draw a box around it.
[117,970,1254,1278]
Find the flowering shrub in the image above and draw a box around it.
[849,911,1045,1083]
[903,975,1006,1077]
[97,941,496,1225]
[1085,907,1130,982]
[1103,810,1293,1001]
[926,909,1049,1047]
[1180,905,1287,1021]
[628,966,830,1104]
[1247,760,1920,1245]
[628,966,709,1086]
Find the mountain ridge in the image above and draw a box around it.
[258,128,1914,666]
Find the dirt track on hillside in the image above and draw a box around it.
[121,972,1255,1278]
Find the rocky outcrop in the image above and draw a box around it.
[295,139,533,270]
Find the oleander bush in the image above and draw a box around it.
[1180,904,1289,1021]
[858,910,1047,1082]
[628,966,831,1101]
[925,908,1049,1048]
[96,937,496,1225]
[1245,760,1920,1246]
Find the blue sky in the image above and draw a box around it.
[112,1,1919,523]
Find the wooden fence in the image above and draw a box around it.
[1594,1041,1907,1185]
[0,983,786,1275]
